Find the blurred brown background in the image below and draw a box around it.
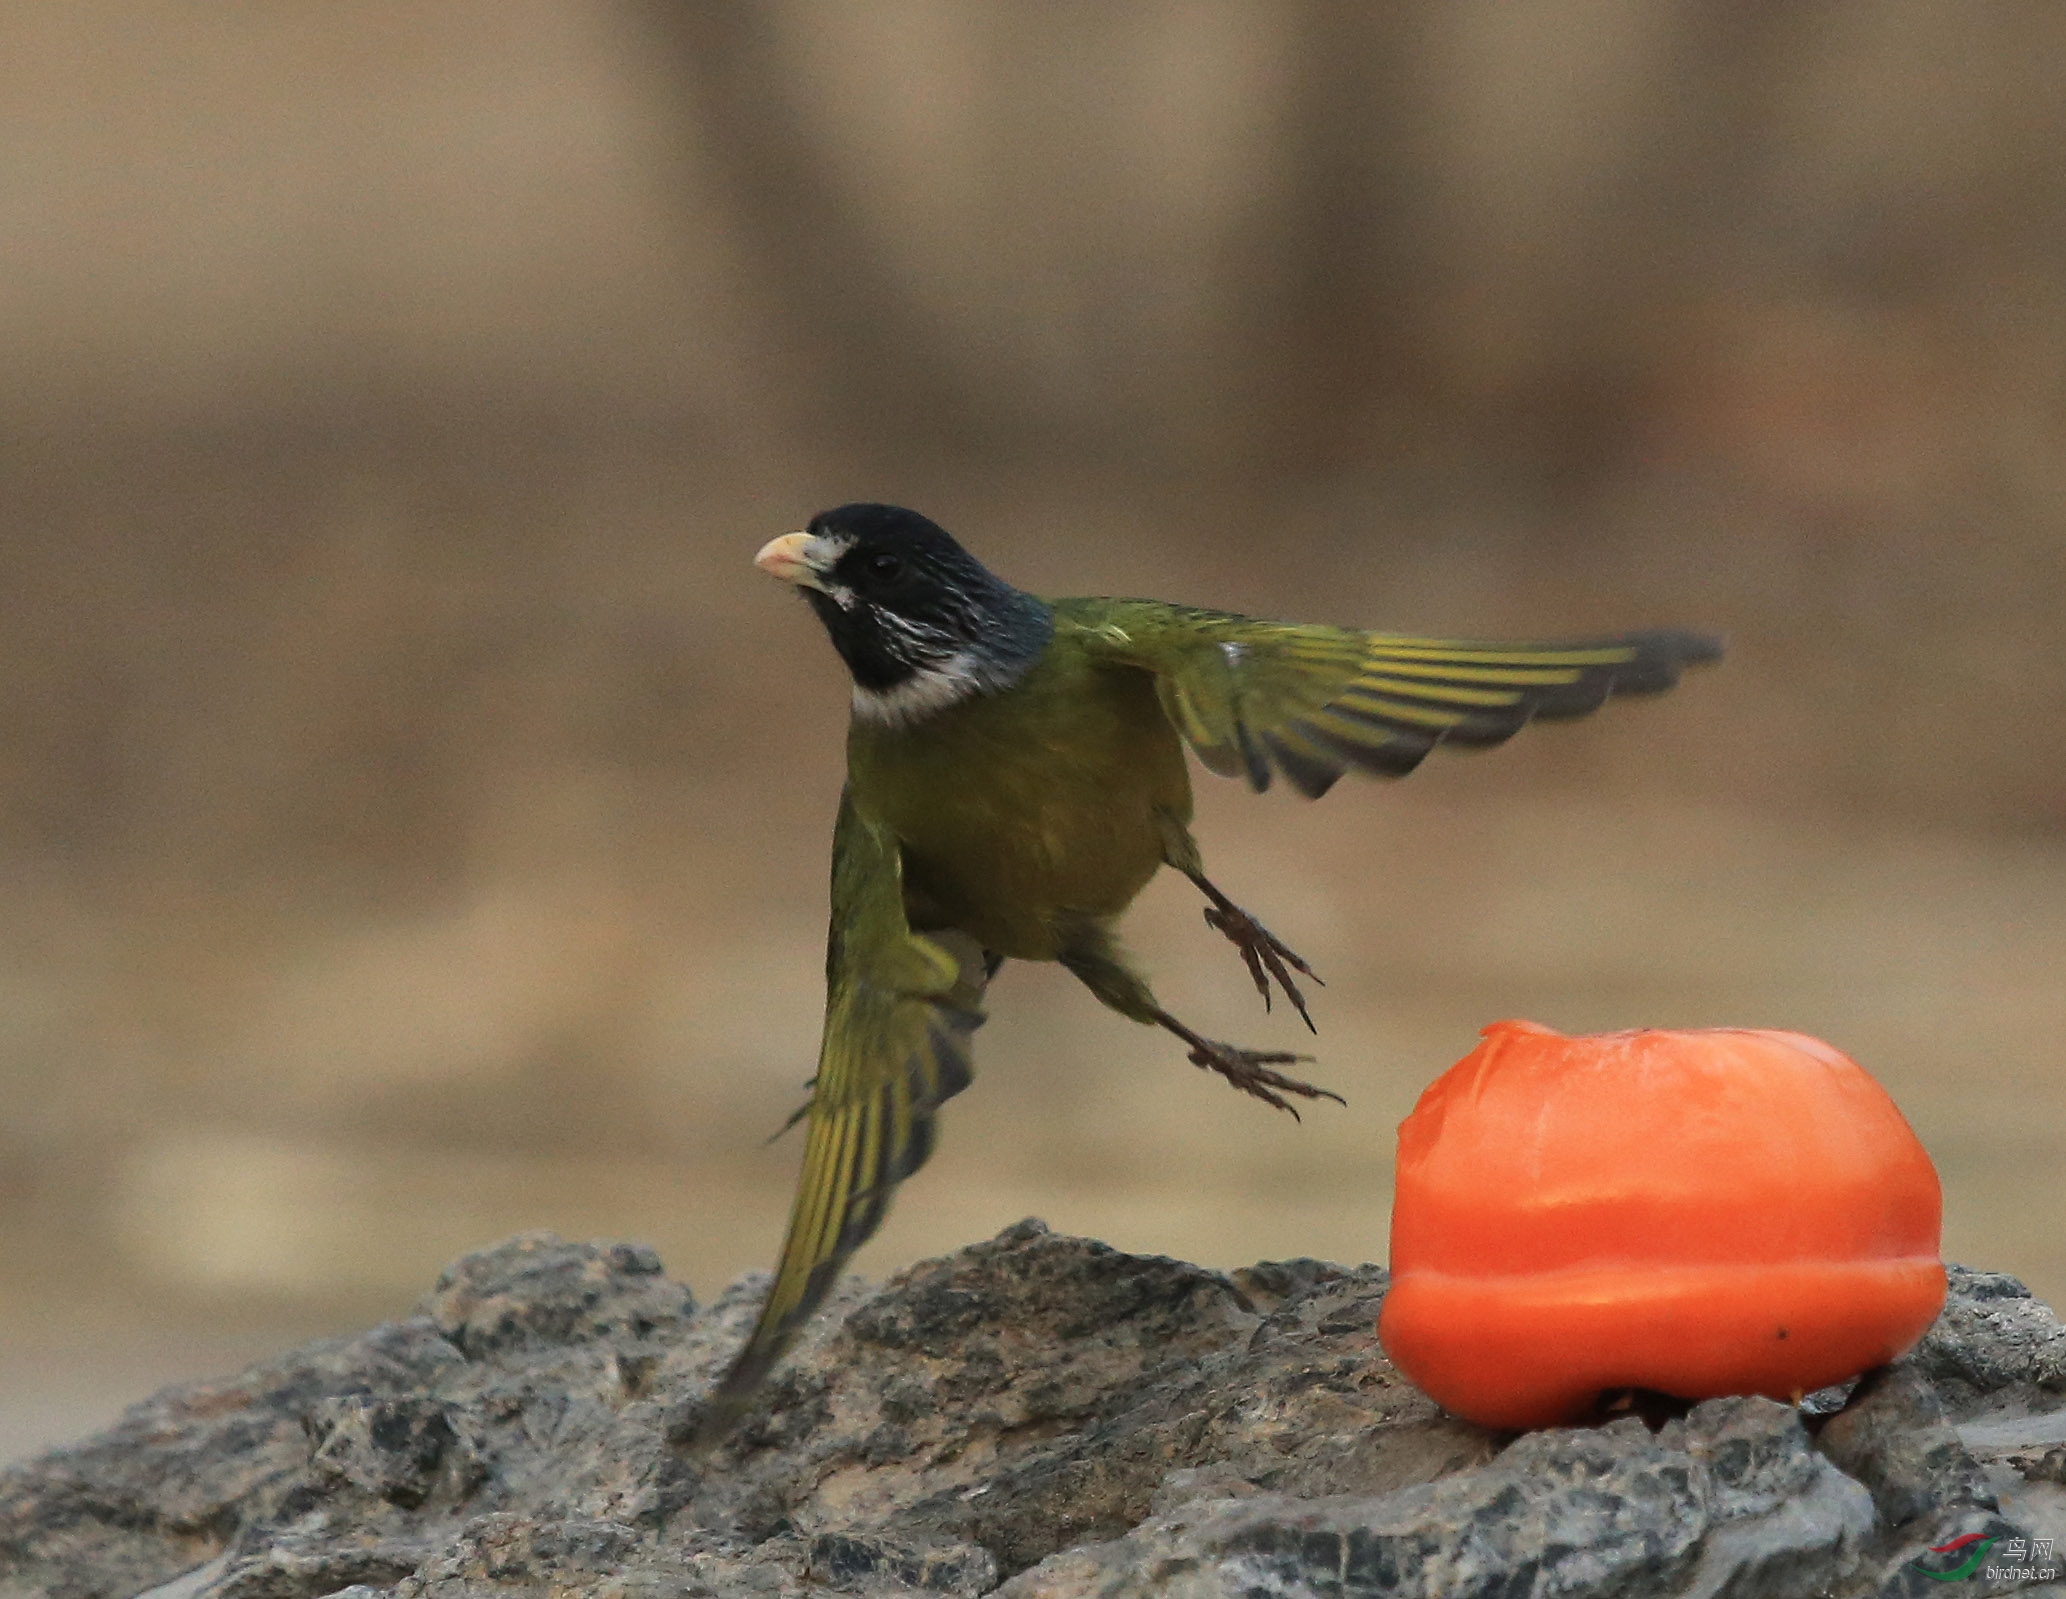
[4,1,2064,1464]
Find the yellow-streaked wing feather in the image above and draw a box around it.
[1065,601,1722,797]
[689,791,982,1448]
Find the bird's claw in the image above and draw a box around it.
[1183,1038,1343,1119]
[1202,903,1322,1033]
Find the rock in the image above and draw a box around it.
[1853,1508,2039,1599]
[1910,1266,2066,1416]
[390,1515,712,1598]
[421,1230,696,1358]
[1947,1410,2066,1590]
[1810,1365,2051,1599]
[4,1225,2065,1598]
[1817,1363,1998,1531]
[1004,1401,1876,1599]
[806,1531,999,1596]
[0,1315,470,1599]
[304,1397,487,1511]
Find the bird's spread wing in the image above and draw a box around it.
[692,790,983,1447]
[1064,600,1722,798]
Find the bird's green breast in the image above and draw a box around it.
[846,629,1191,961]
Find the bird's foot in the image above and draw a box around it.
[1196,890,1321,1032]
[1151,1008,1342,1118]
[1185,1038,1342,1118]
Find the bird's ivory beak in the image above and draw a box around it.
[755,531,823,589]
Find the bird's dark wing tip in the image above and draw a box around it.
[1233,722,1272,792]
[1588,628,1727,699]
[678,1256,845,1454]
[1635,628,1727,669]
[1259,732,1344,799]
[672,1381,751,1457]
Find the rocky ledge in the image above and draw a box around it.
[3,1223,2064,1599]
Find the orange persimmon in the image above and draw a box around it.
[1377,1020,1945,1430]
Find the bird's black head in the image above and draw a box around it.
[755,504,1053,723]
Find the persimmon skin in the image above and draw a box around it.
[1379,1021,1945,1431]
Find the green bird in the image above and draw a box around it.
[691,502,1721,1444]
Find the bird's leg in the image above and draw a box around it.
[1153,810,1320,1031]
[1059,930,1343,1119]
[1148,1007,1343,1118]
[1185,871,1321,1033]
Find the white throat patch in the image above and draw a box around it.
[851,652,985,726]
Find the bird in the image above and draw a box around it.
[688,502,1722,1446]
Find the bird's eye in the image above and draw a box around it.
[864,552,904,581]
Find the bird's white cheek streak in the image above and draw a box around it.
[851,652,984,725]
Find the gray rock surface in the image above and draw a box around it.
[1913,1267,2066,1415]
[2,1224,2062,1598]
[1006,1402,1876,1599]
[1817,1364,1998,1532]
